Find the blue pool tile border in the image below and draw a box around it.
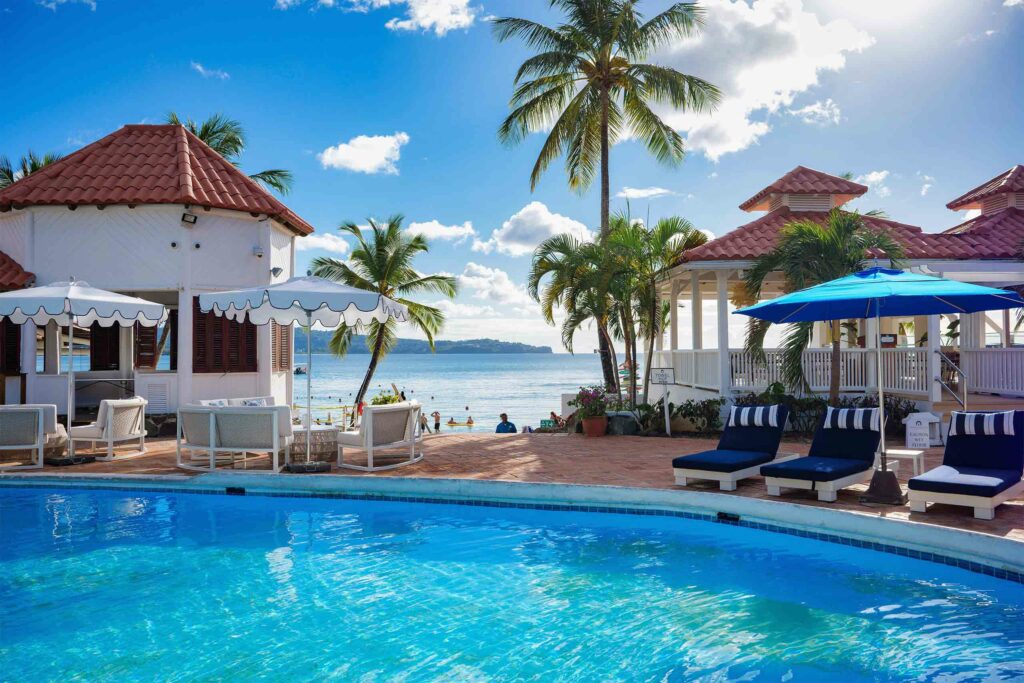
[2,480,1022,584]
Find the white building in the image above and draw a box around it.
[651,165,1024,413]
[0,124,313,417]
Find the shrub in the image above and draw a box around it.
[369,392,402,406]
[674,398,726,433]
[733,387,919,438]
[569,385,609,419]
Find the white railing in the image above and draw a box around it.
[962,349,1024,397]
[659,347,930,397]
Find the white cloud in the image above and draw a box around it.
[917,172,935,197]
[651,0,873,160]
[787,98,841,126]
[190,61,230,80]
[708,172,718,179]
[318,132,410,174]
[457,263,536,311]
[38,0,95,9]
[406,219,476,243]
[278,0,478,35]
[473,201,593,257]
[616,186,676,200]
[855,170,891,198]
[295,233,351,255]
[1004,0,1022,7]
[957,28,998,45]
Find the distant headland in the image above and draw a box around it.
[295,331,552,354]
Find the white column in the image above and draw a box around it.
[257,222,274,398]
[654,292,664,351]
[1002,309,1012,348]
[927,314,942,403]
[716,270,731,396]
[669,281,680,350]
[690,272,702,350]
[177,223,193,406]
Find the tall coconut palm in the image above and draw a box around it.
[311,216,457,407]
[0,151,63,189]
[742,210,905,405]
[165,112,293,195]
[494,0,720,387]
[608,214,708,401]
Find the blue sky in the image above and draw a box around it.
[2,0,1023,348]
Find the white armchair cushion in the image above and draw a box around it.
[68,423,103,439]
[227,395,276,407]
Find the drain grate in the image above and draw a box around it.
[225,487,246,496]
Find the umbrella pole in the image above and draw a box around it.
[306,311,312,464]
[66,316,75,459]
[860,306,906,505]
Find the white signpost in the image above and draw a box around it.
[650,368,675,436]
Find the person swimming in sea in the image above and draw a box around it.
[466,416,474,427]
[447,417,457,426]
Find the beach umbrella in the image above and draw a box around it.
[735,267,1024,504]
[198,275,409,471]
[0,280,167,461]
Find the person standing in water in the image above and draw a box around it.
[431,410,441,432]
[495,413,517,434]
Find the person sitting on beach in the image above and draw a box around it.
[549,411,566,429]
[495,413,517,434]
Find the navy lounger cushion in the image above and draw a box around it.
[672,449,775,473]
[941,411,1024,473]
[806,414,881,464]
[717,405,790,456]
[907,465,1021,498]
[760,456,870,482]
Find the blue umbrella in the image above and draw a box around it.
[735,267,1024,504]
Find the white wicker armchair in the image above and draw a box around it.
[176,405,293,473]
[337,401,423,472]
[0,405,67,470]
[69,398,147,461]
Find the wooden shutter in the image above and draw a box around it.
[192,296,257,373]
[134,323,158,369]
[168,310,178,371]
[89,323,120,371]
[271,321,292,372]
[0,319,20,375]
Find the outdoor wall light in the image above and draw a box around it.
[170,241,179,249]
[270,266,284,278]
[181,212,198,226]
[193,242,201,250]
[253,246,265,259]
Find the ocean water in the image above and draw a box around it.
[292,352,605,431]
[2,487,1022,682]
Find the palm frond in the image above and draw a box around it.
[248,169,294,195]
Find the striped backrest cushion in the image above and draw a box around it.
[823,407,880,432]
[948,410,1015,437]
[728,405,781,428]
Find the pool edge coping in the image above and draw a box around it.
[2,471,1021,583]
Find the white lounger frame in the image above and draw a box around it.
[73,400,147,462]
[908,480,1024,520]
[176,408,289,474]
[764,467,874,503]
[675,453,800,491]
[0,406,47,471]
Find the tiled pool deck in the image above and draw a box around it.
[7,432,1022,544]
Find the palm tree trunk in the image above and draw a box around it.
[355,330,388,407]
[600,323,621,398]
[829,321,841,406]
[596,87,615,388]
[642,291,657,402]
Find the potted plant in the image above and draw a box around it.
[569,386,609,437]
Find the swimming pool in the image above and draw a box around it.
[1,487,1021,681]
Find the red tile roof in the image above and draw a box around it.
[946,165,1024,210]
[0,249,34,290]
[738,166,868,211]
[682,208,1024,264]
[0,125,313,235]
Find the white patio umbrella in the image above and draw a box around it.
[198,275,409,469]
[0,279,167,459]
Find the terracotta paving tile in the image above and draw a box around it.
[9,433,1021,544]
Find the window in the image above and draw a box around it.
[89,323,120,371]
[135,310,178,371]
[192,297,257,373]
[0,318,20,374]
[271,321,292,372]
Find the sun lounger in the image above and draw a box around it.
[761,407,880,502]
[673,405,793,491]
[69,397,147,460]
[908,410,1024,520]
[337,400,423,472]
[0,404,67,470]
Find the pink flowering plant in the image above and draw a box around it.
[569,385,609,419]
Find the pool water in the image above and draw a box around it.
[1,488,1022,682]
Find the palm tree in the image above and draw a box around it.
[608,214,708,401]
[0,151,63,189]
[494,0,720,388]
[165,113,293,195]
[311,216,457,407]
[742,210,905,405]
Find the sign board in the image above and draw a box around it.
[904,412,940,448]
[649,367,675,385]
[540,419,555,429]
